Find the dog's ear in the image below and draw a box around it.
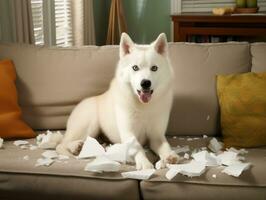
[152,33,168,56]
[120,33,134,58]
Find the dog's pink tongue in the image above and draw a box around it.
[140,92,152,103]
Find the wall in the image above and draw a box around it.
[0,0,14,43]
[123,0,171,44]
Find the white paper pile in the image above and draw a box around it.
[121,169,156,180]
[222,162,251,177]
[84,156,121,173]
[208,138,223,153]
[37,130,63,149]
[192,150,219,166]
[0,138,3,148]
[166,160,206,180]
[79,136,139,163]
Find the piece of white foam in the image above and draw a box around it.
[212,174,217,178]
[192,150,219,166]
[203,135,208,139]
[208,138,223,153]
[166,160,206,179]
[222,162,251,177]
[0,138,3,148]
[14,140,29,146]
[42,150,59,159]
[121,169,156,180]
[37,130,63,149]
[84,156,121,173]
[35,158,54,167]
[78,136,106,159]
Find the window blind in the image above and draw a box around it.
[54,0,73,46]
[31,0,44,45]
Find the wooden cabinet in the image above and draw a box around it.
[171,13,266,42]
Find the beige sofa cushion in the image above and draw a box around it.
[0,43,251,136]
[168,42,251,135]
[251,43,266,72]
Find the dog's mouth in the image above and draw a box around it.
[137,89,153,103]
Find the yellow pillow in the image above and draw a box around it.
[217,72,266,148]
[0,59,35,139]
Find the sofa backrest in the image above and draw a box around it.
[251,43,266,72]
[0,42,255,136]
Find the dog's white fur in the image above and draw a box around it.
[56,33,179,169]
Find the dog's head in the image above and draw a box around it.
[116,33,173,104]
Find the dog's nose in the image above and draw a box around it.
[140,79,151,89]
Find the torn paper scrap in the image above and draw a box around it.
[23,155,29,160]
[155,160,165,170]
[212,174,217,178]
[29,145,38,150]
[227,147,248,155]
[35,158,54,167]
[206,115,210,121]
[0,138,3,148]
[208,138,223,153]
[14,140,29,146]
[167,160,206,179]
[203,135,208,139]
[84,156,121,173]
[104,137,138,163]
[58,155,69,160]
[192,150,219,166]
[78,136,105,159]
[20,145,28,149]
[121,169,156,180]
[183,153,190,159]
[216,151,239,166]
[166,167,182,180]
[42,150,59,159]
[222,162,251,177]
[37,130,63,149]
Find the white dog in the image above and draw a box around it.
[56,33,179,170]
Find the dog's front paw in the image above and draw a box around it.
[135,157,154,170]
[67,140,84,156]
[164,151,180,164]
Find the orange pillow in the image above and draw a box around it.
[0,59,35,139]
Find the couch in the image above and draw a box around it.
[0,42,265,200]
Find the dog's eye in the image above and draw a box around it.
[151,65,158,72]
[132,65,139,71]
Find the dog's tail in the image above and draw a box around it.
[56,143,72,156]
